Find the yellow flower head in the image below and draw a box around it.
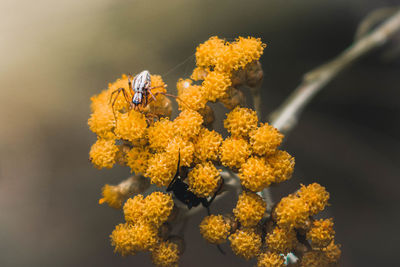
[257,252,285,267]
[123,194,146,224]
[297,183,329,215]
[274,194,310,229]
[266,150,295,183]
[173,109,203,140]
[125,146,151,174]
[194,128,223,162]
[215,37,266,73]
[88,91,115,139]
[250,123,283,156]
[188,162,221,198]
[114,111,147,142]
[307,218,335,248]
[229,228,262,260]
[177,83,207,111]
[147,118,176,152]
[89,138,118,169]
[143,95,172,118]
[98,184,125,209]
[322,241,341,263]
[165,136,195,167]
[195,36,227,68]
[201,71,232,102]
[220,137,251,169]
[110,223,159,256]
[143,192,174,227]
[230,36,266,70]
[233,191,266,227]
[146,152,178,187]
[224,107,258,138]
[151,241,180,267]
[239,156,273,192]
[266,227,297,254]
[199,215,231,244]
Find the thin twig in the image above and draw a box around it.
[269,9,400,134]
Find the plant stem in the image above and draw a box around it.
[269,9,400,134]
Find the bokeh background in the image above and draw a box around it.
[1,0,399,266]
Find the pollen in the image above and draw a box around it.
[199,215,231,244]
[229,228,262,260]
[274,194,310,229]
[125,146,151,174]
[145,152,178,187]
[114,111,147,142]
[266,227,298,254]
[147,118,176,152]
[238,156,273,192]
[307,218,335,248]
[123,194,146,224]
[173,109,203,140]
[250,123,283,156]
[257,251,285,267]
[266,150,295,183]
[89,138,118,169]
[233,191,266,227]
[194,128,223,162]
[201,71,232,102]
[188,161,221,198]
[224,107,258,138]
[151,241,180,267]
[165,136,195,167]
[220,137,251,169]
[143,192,174,227]
[297,183,329,215]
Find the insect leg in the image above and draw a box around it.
[167,151,181,191]
[110,88,131,128]
[204,178,224,208]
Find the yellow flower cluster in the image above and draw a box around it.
[250,123,283,156]
[300,241,341,266]
[88,74,170,170]
[187,162,221,198]
[89,139,118,169]
[233,191,266,227]
[266,227,298,254]
[151,241,180,267]
[228,228,262,260]
[307,218,335,248]
[195,36,266,73]
[274,183,329,229]
[194,128,222,162]
[257,252,285,267]
[110,192,177,263]
[224,107,258,138]
[199,215,231,244]
[89,36,342,266]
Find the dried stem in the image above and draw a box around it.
[262,8,400,204]
[269,9,400,134]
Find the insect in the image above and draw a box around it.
[167,154,224,215]
[109,70,178,123]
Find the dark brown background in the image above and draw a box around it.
[1,0,399,266]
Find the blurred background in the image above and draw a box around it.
[1,0,399,266]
